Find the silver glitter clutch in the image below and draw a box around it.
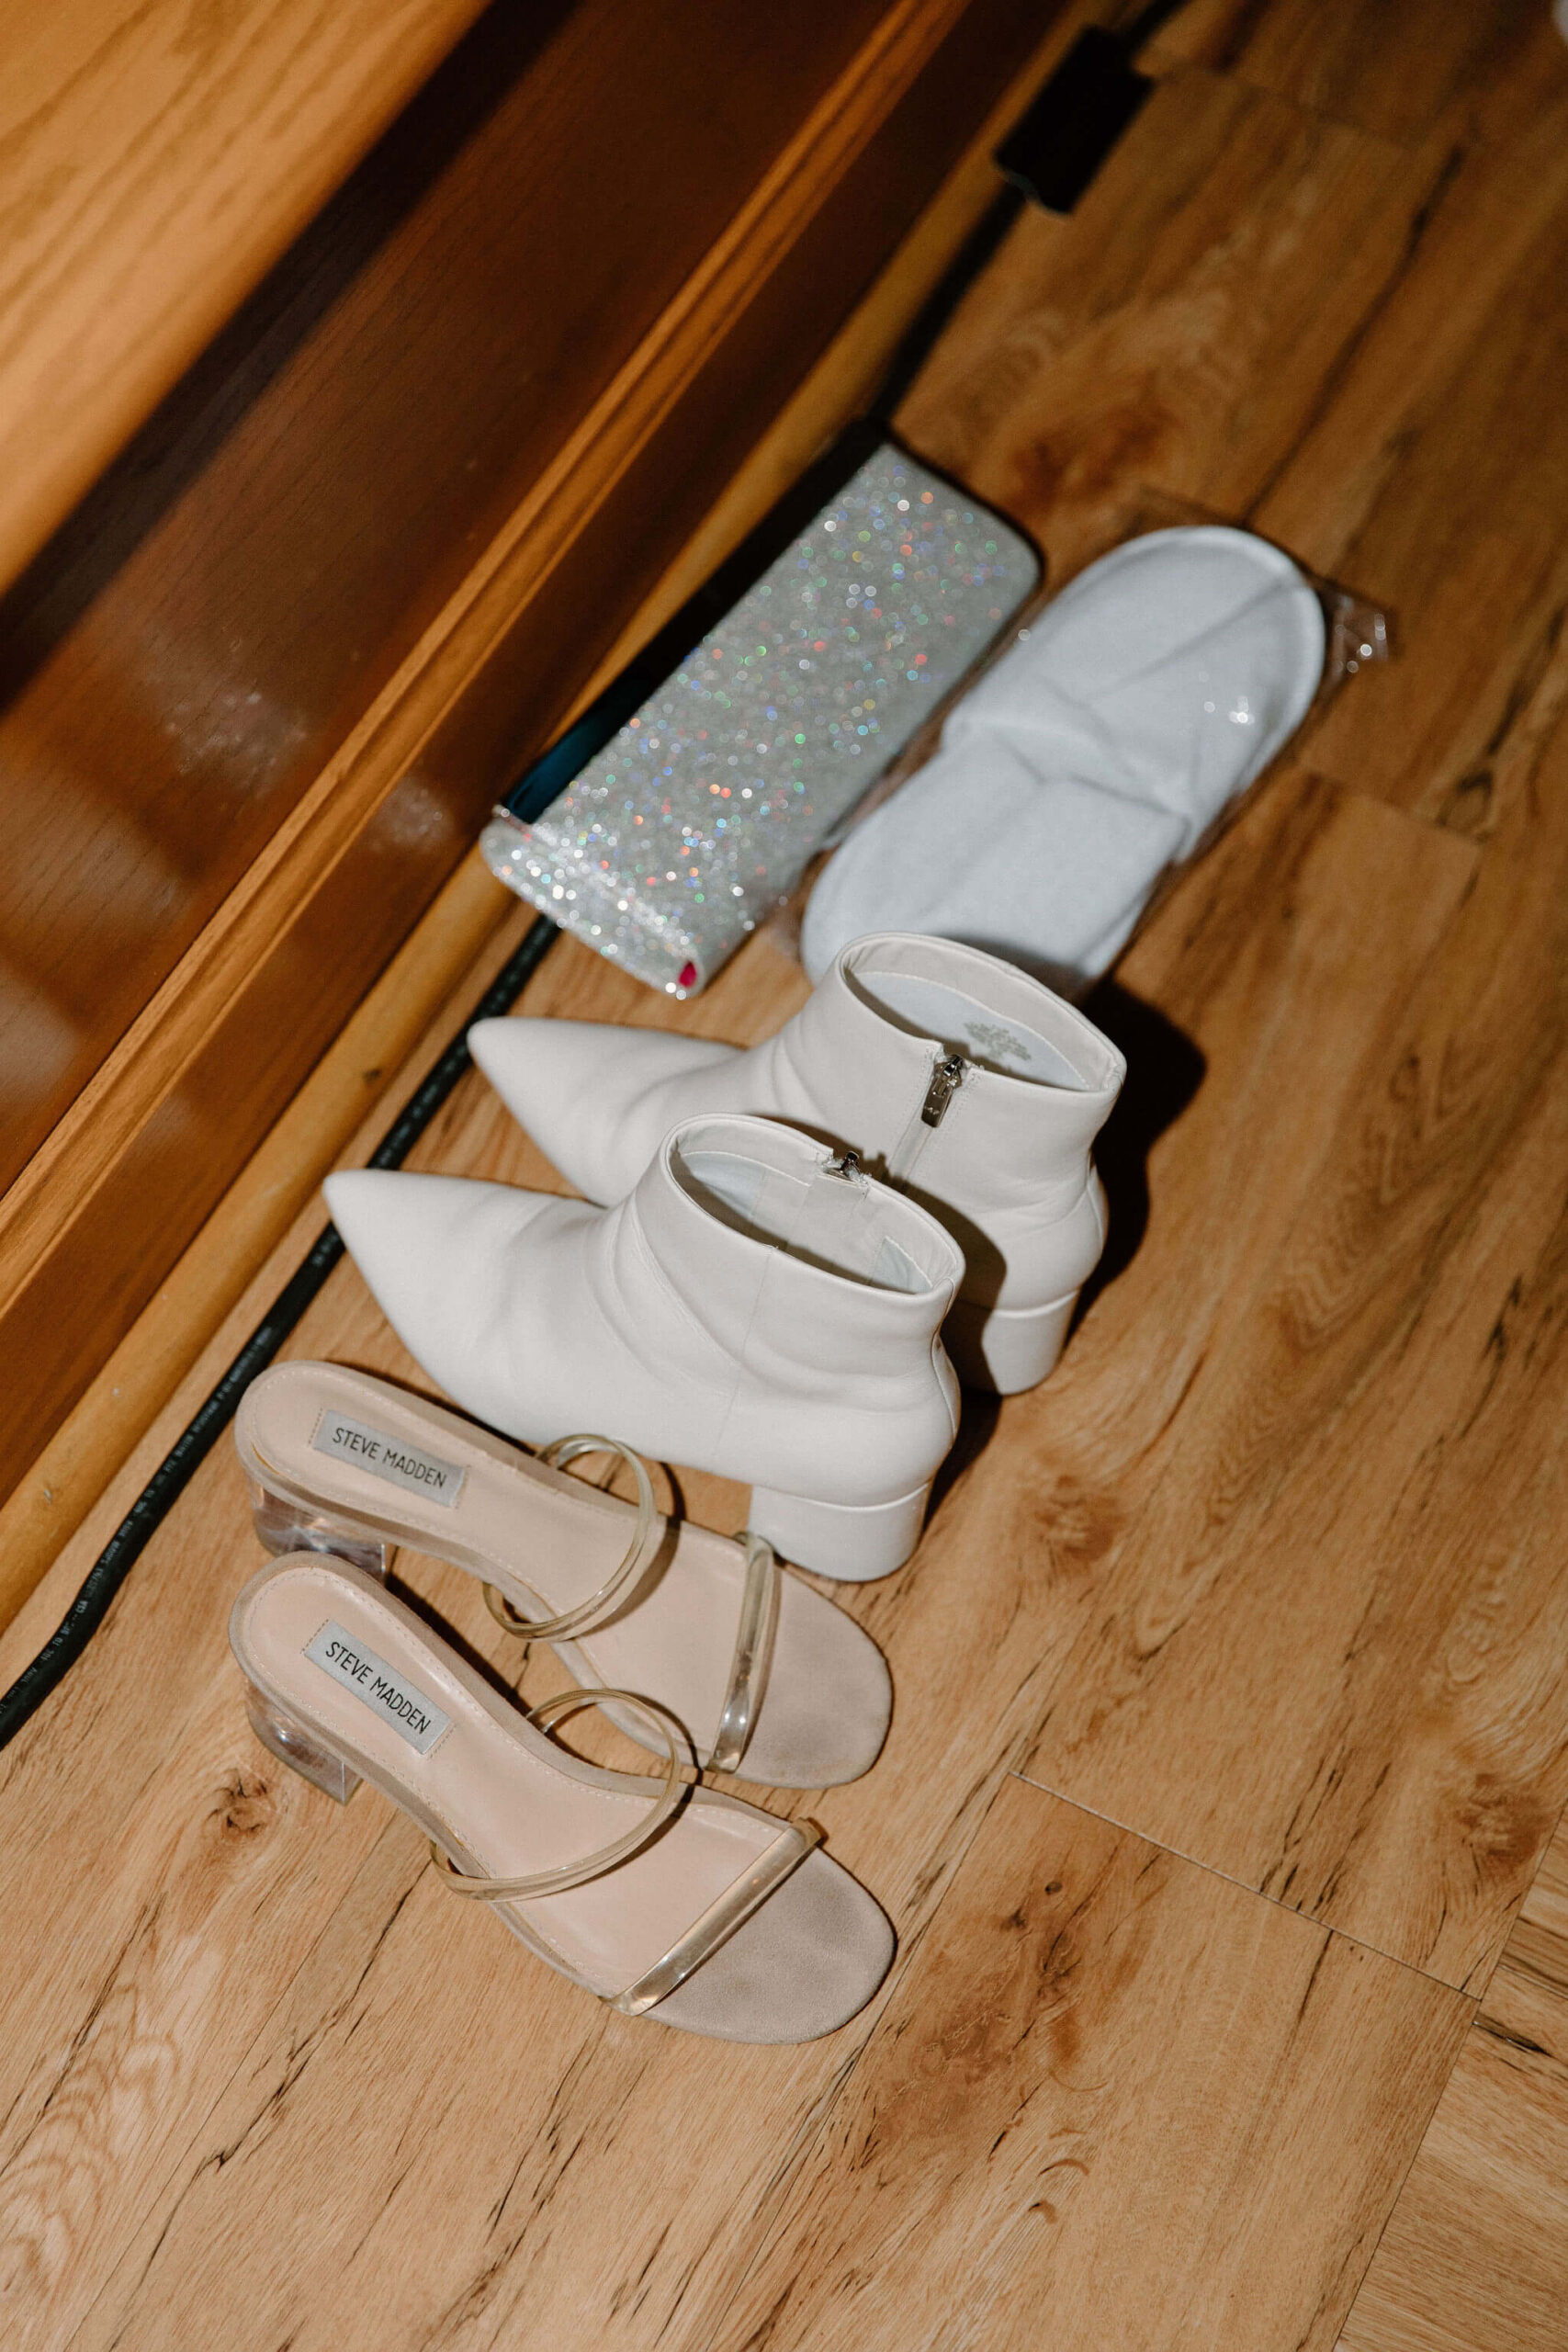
[480,442,1039,996]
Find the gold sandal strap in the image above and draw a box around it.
[611,1820,822,2017]
[426,1686,689,1902]
[707,1532,780,1775]
[483,1434,658,1644]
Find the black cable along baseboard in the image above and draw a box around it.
[0,915,560,1752]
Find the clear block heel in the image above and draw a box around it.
[246,1476,389,1579]
[243,1676,360,1803]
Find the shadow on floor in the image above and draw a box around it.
[1073,977,1206,1323]
[933,980,1202,1508]
[931,1386,1002,1517]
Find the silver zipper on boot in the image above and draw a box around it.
[919,1054,965,1128]
[886,1050,967,1188]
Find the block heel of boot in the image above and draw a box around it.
[747,1481,933,1581]
[246,1476,389,1579]
[243,1677,360,1803]
[942,1289,1079,1395]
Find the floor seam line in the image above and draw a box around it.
[1007,1767,1484,1996]
[1141,42,1435,157]
[1325,777,1489,851]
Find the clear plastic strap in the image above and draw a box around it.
[612,1820,822,2017]
[426,1686,689,1902]
[483,1434,658,1643]
[707,1532,781,1774]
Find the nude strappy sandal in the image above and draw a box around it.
[235,1363,892,1788]
[231,1553,893,2041]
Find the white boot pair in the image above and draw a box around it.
[326,931,1125,1585]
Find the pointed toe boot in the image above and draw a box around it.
[325,1111,963,1579]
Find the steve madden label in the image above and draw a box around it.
[310,1410,466,1507]
[304,1621,451,1753]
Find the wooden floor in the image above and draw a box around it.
[6,1,1568,2344]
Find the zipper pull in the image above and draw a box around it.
[920,1053,965,1128]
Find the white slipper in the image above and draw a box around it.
[802,526,1325,986]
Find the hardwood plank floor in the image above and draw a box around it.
[711,1776,1469,2352]
[0,794,1524,2351]
[0,929,1082,2347]
[1254,35,1568,828]
[1491,1803,1568,2041]
[896,60,1438,592]
[1148,0,1548,147]
[6,2,1568,2345]
[1339,1811,1568,2352]
[1022,685,1568,1990]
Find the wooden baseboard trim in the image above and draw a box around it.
[0,852,515,1634]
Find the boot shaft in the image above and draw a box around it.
[602,1114,964,1503]
[611,1112,964,1394]
[771,933,1123,1219]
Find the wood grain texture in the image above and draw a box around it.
[861,0,1568,1991]
[0,928,946,2352]
[1339,1808,1568,2352]
[0,0,893,1189]
[0,0,493,591]
[0,769,1509,2352]
[0,0,1037,1190]
[0,0,1058,1507]
[0,852,520,1634]
[892,17,1568,836]
[1021,683,1568,1989]
[0,921,554,2346]
[1488,1804,1568,2048]
[712,1778,1469,2352]
[894,62,1437,592]
[1148,0,1547,146]
[1252,28,1568,829]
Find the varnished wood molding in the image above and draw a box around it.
[0,853,524,1637]
[0,0,1056,1499]
[0,0,495,594]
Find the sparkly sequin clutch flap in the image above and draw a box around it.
[480,442,1039,996]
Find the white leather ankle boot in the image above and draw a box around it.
[324,1112,963,1580]
[470,933,1124,1394]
